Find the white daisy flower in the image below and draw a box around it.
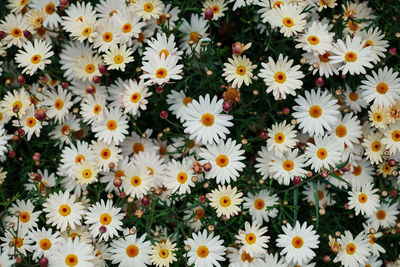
[143,32,182,61]
[368,104,390,129]
[80,94,107,124]
[243,189,279,224]
[178,14,210,55]
[199,138,245,185]
[15,39,54,75]
[305,135,342,171]
[329,112,362,150]
[30,0,63,29]
[166,90,193,122]
[268,4,307,37]
[50,237,95,267]
[84,199,124,241]
[28,227,61,261]
[164,158,196,195]
[182,94,233,145]
[120,131,159,157]
[92,107,129,145]
[133,151,166,188]
[366,202,400,230]
[121,79,152,116]
[302,50,340,78]
[292,88,340,136]
[43,190,85,232]
[103,44,134,71]
[382,121,400,155]
[269,148,308,185]
[343,159,374,190]
[348,183,380,216]
[4,199,41,232]
[93,22,120,52]
[208,184,243,219]
[12,106,47,141]
[362,132,384,164]
[276,221,319,265]
[184,229,226,267]
[202,0,229,20]
[140,53,183,86]
[267,120,298,157]
[41,85,73,123]
[112,8,146,46]
[183,203,207,231]
[333,231,370,267]
[295,21,334,55]
[236,221,270,258]
[360,66,400,108]
[255,145,275,180]
[73,159,100,185]
[121,162,153,199]
[149,239,178,267]
[258,54,304,100]
[222,55,257,88]
[0,228,33,256]
[343,85,367,113]
[228,246,267,266]
[0,13,30,48]
[133,0,165,21]
[359,27,389,63]
[330,35,374,75]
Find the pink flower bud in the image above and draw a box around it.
[160,110,168,119]
[202,162,212,172]
[192,162,202,174]
[293,176,302,185]
[282,107,290,115]
[389,48,397,56]
[34,108,47,121]
[141,196,150,206]
[34,173,42,182]
[199,195,206,203]
[391,190,398,197]
[259,131,267,139]
[85,85,96,95]
[315,77,324,87]
[98,64,107,74]
[388,159,397,167]
[0,31,6,39]
[8,150,16,158]
[204,7,214,20]
[321,170,329,178]
[99,225,107,234]
[32,152,40,161]
[23,30,32,39]
[61,81,69,89]
[232,43,242,55]
[40,76,48,84]
[113,178,122,188]
[39,257,49,267]
[17,128,25,136]
[222,100,231,112]
[119,191,126,199]
[17,75,25,85]
[93,76,101,84]
[156,86,164,94]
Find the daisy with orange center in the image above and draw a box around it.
[304,135,342,172]
[348,183,380,216]
[15,39,54,76]
[49,237,95,267]
[164,158,196,195]
[236,221,270,258]
[222,55,257,89]
[333,231,370,267]
[140,53,183,86]
[243,189,279,224]
[121,79,152,116]
[92,107,129,146]
[208,184,243,219]
[268,3,307,37]
[269,148,308,185]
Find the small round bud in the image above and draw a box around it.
[107,193,114,199]
[319,208,326,215]
[199,195,206,203]
[108,162,115,169]
[39,257,49,267]
[17,128,25,136]
[93,76,101,84]
[382,191,388,197]
[204,7,214,20]
[206,70,213,76]
[129,228,136,235]
[127,196,134,203]
[306,171,313,178]
[15,256,22,264]
[388,159,396,167]
[321,170,329,178]
[34,173,42,182]
[0,31,6,39]
[282,107,290,115]
[61,81,69,89]
[222,100,231,112]
[34,108,47,121]
[391,190,398,197]
[389,47,397,56]
[141,197,150,206]
[208,225,214,231]
[202,162,212,172]
[259,131,267,139]
[156,86,163,94]
[191,176,198,183]
[17,75,25,85]
[335,89,342,96]
[23,30,32,39]
[160,110,168,119]
[8,150,16,158]
[119,191,126,199]
[98,64,107,74]
[299,58,307,65]
[312,62,319,69]
[192,162,202,174]
[184,245,191,251]
[282,219,287,224]
[99,225,107,234]
[315,77,324,87]
[113,178,122,188]
[32,152,40,162]
[322,255,330,262]
[293,176,302,185]
[85,85,96,95]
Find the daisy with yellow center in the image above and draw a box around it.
[296,21,334,55]
[359,27,389,63]
[222,54,256,89]
[184,229,226,267]
[122,163,153,199]
[235,221,270,258]
[121,79,152,116]
[134,0,165,21]
[270,148,308,185]
[28,227,61,261]
[149,239,178,267]
[73,160,99,185]
[333,231,370,267]
[92,107,129,145]
[362,132,384,165]
[42,85,73,123]
[49,237,95,267]
[202,0,228,20]
[15,39,54,76]
[199,138,245,185]
[382,121,400,155]
[243,189,279,224]
[166,90,193,122]
[140,53,183,86]
[367,203,400,230]
[348,183,379,216]
[164,158,196,195]
[268,3,307,37]
[90,140,122,172]
[0,13,30,48]
[12,107,47,141]
[304,135,342,172]
[103,45,134,71]
[208,184,243,219]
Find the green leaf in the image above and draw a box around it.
[293,187,299,224]
[312,181,319,229]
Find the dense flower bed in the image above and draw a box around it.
[0,0,400,266]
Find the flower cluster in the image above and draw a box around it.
[0,0,399,266]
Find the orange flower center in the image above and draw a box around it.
[216,155,229,167]
[309,105,322,118]
[292,236,304,248]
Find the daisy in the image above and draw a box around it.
[59,140,95,179]
[59,41,93,81]
[4,199,41,232]
[344,85,367,113]
[164,158,196,195]
[329,112,362,150]
[0,13,30,48]
[153,3,180,31]
[302,181,335,208]
[24,168,56,192]
[208,184,243,219]
[235,221,270,258]
[304,136,342,172]
[348,183,380,216]
[199,138,245,185]
[333,231,370,267]
[149,239,177,267]
[41,86,73,123]
[258,54,304,100]
[140,53,183,85]
[0,228,33,256]
[30,0,63,29]
[292,88,340,136]
[73,161,99,185]
[228,246,267,266]
[121,79,152,116]
[255,146,275,180]
[133,0,165,21]
[84,199,124,241]
[382,121,400,155]
[12,106,46,141]
[330,35,374,75]
[93,23,120,52]
[92,107,129,145]
[222,55,257,88]
[133,151,166,188]
[263,253,287,267]
[73,53,103,82]
[343,159,374,190]
[243,189,279,224]
[28,227,61,261]
[103,45,134,71]
[50,237,95,267]
[202,0,228,20]
[267,120,298,157]
[377,162,395,178]
[179,14,210,55]
[80,94,107,124]
[59,225,91,244]
[366,202,400,230]
[0,88,31,117]
[269,148,308,185]
[0,247,16,267]
[369,104,391,129]
[359,27,389,63]
[49,115,81,146]
[120,131,159,157]
[183,203,207,231]
[364,255,383,267]
[366,231,385,257]
[100,156,130,194]
[302,50,340,78]
[166,90,192,122]
[112,8,145,46]
[317,0,337,11]
[121,163,153,199]
[184,229,226,267]
[15,39,53,75]
[43,190,85,232]
[95,0,125,20]
[109,229,151,267]
[362,132,384,164]
[295,21,334,55]
[360,67,400,108]
[70,78,108,100]
[268,4,307,37]
[7,0,31,13]
[276,221,319,265]
[182,94,233,145]
[143,32,182,61]
[91,140,122,172]
[258,0,290,23]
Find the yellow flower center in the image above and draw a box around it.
[253,199,265,210]
[335,125,347,138]
[292,236,304,248]
[126,245,139,257]
[345,52,357,62]
[93,105,102,115]
[317,148,328,159]
[13,237,23,248]
[392,130,400,141]
[197,245,209,258]
[155,68,167,79]
[282,160,294,171]
[363,40,374,48]
[176,172,188,184]
[82,27,92,36]
[201,113,214,127]
[26,117,37,128]
[219,196,231,207]
[133,143,144,154]
[216,155,229,167]
[275,132,285,143]
[318,190,324,200]
[59,204,71,216]
[39,238,52,250]
[196,208,205,219]
[85,64,95,74]
[131,176,141,186]
[122,23,132,33]
[245,233,256,244]
[54,99,64,110]
[75,154,85,164]
[143,3,154,12]
[346,243,356,255]
[159,49,169,59]
[102,32,113,42]
[241,251,254,262]
[11,27,22,37]
[114,55,124,64]
[274,71,286,83]
[236,66,246,76]
[100,213,112,225]
[45,2,55,15]
[319,51,331,63]
[100,148,111,159]
[190,32,199,43]
[358,193,368,203]
[282,17,294,27]
[212,5,220,13]
[106,120,117,130]
[82,169,92,179]
[182,96,192,106]
[159,248,169,259]
[61,125,71,135]
[371,141,381,152]
[348,21,358,31]
[19,211,30,223]
[273,1,283,8]
[309,105,322,118]
[349,92,358,101]
[31,54,42,64]
[376,209,386,220]
[307,35,320,45]
[130,92,141,103]
[352,166,362,176]
[376,82,389,94]
[146,167,154,175]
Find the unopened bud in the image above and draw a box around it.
[204,7,214,20]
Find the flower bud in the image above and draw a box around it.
[192,162,202,174]
[39,257,49,267]
[315,77,324,87]
[99,225,107,234]
[160,110,168,119]
[34,108,47,121]
[389,47,397,56]
[93,76,101,84]
[17,128,25,136]
[222,100,231,112]
[17,75,25,85]
[293,176,302,185]
[34,172,42,182]
[202,162,212,172]
[98,64,107,74]
[0,31,6,39]
[23,30,32,39]
[113,178,122,187]
[8,150,16,158]
[32,152,40,161]
[156,86,163,94]
[204,7,214,20]
[141,196,150,206]
[388,159,396,167]
[61,81,69,89]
